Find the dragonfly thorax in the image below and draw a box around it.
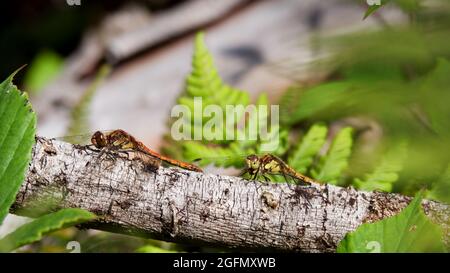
[263,159,281,173]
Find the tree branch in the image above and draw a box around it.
[12,137,450,252]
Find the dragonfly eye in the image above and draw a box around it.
[246,154,258,162]
[91,131,107,148]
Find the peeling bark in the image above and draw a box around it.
[12,137,450,252]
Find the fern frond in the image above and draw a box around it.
[288,124,328,174]
[236,93,268,148]
[257,127,289,156]
[66,65,110,136]
[353,141,408,192]
[184,32,249,104]
[182,141,251,168]
[180,32,249,130]
[311,127,354,184]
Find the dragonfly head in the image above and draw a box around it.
[245,154,261,172]
[91,131,108,148]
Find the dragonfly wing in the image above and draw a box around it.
[53,129,118,145]
[54,134,92,145]
[193,155,247,168]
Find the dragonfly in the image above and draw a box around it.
[242,154,319,186]
[194,153,319,186]
[58,129,203,173]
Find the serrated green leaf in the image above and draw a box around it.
[312,127,353,184]
[337,192,445,253]
[0,208,96,252]
[0,70,37,223]
[288,124,328,174]
[354,141,408,192]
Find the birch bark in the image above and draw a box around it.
[12,137,450,252]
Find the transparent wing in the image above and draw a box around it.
[52,129,116,145]
[192,153,271,169]
[53,133,93,145]
[193,155,248,168]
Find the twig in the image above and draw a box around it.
[12,137,450,252]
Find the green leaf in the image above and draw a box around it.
[354,141,408,192]
[23,50,63,93]
[311,127,353,184]
[67,64,111,136]
[0,208,96,252]
[288,124,328,174]
[136,245,178,253]
[337,192,445,253]
[0,70,37,223]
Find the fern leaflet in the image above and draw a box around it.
[353,141,407,192]
[288,124,328,174]
[311,127,354,184]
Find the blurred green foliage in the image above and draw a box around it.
[278,0,450,202]
[66,64,111,136]
[23,50,63,94]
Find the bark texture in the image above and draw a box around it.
[12,137,450,252]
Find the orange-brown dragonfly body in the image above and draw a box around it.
[91,129,203,172]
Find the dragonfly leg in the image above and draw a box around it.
[262,175,271,182]
[278,172,294,190]
[238,169,248,178]
[252,172,259,180]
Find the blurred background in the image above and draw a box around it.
[1,0,449,252]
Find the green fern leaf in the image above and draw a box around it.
[0,208,95,253]
[311,127,354,184]
[288,124,328,174]
[182,141,251,168]
[237,93,268,149]
[179,32,249,135]
[184,32,249,105]
[257,127,289,156]
[354,141,408,192]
